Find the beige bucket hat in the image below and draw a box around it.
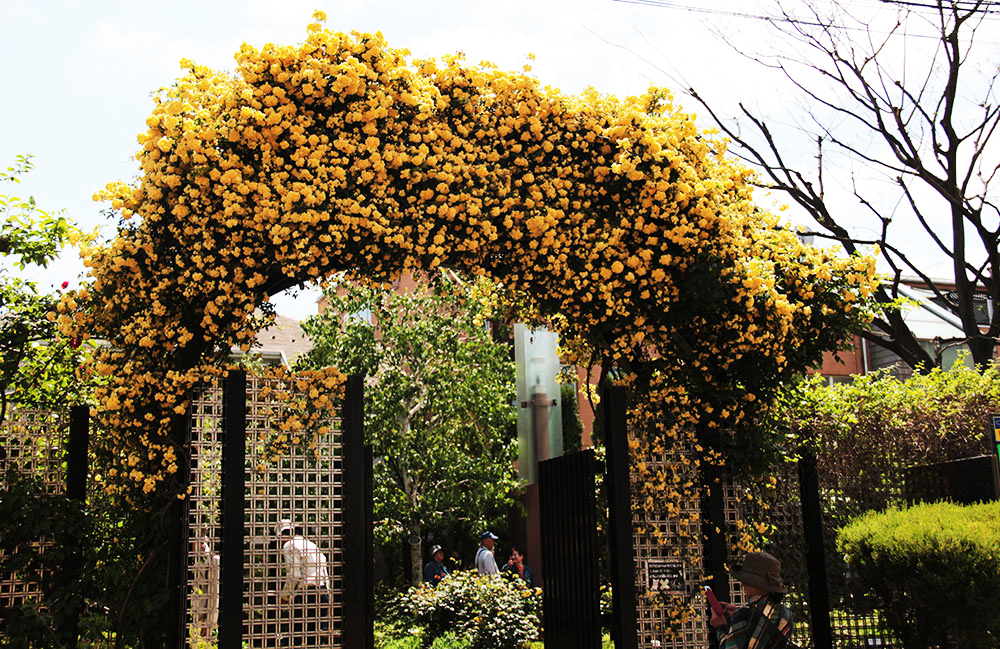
[731,551,787,594]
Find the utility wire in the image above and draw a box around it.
[611,0,1000,21]
[877,0,1000,10]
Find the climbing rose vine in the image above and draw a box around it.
[56,14,876,518]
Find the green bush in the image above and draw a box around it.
[837,500,1000,649]
[399,570,540,649]
[374,618,422,649]
[429,631,473,649]
[376,634,422,649]
[0,471,179,649]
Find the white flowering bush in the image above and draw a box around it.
[399,570,541,649]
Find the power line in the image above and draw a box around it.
[877,0,1000,11]
[610,0,1000,22]
[610,0,830,26]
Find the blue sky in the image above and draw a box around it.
[1,0,982,317]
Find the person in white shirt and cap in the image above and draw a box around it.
[277,519,330,646]
[475,531,500,576]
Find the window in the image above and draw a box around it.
[346,308,372,325]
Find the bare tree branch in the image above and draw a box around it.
[676,0,1000,368]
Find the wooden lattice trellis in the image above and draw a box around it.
[0,375,352,648]
[630,447,747,649]
[3,389,908,649]
[0,407,68,613]
[186,375,346,647]
[630,448,901,649]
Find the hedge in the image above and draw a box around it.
[837,500,1000,649]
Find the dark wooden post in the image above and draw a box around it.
[989,414,1000,500]
[66,406,89,501]
[219,370,247,649]
[603,385,638,649]
[701,462,730,599]
[699,425,729,649]
[364,443,375,642]
[798,448,833,649]
[343,374,373,649]
[60,405,90,648]
[165,411,192,649]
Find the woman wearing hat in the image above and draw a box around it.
[709,551,795,649]
[423,545,449,586]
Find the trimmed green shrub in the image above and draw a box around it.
[399,570,540,649]
[837,500,1000,649]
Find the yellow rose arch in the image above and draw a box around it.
[60,17,874,546]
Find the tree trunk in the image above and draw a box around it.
[968,334,995,370]
[409,522,422,587]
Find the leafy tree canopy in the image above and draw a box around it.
[297,273,518,584]
[0,156,93,421]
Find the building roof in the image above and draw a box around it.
[230,314,314,367]
[896,285,965,340]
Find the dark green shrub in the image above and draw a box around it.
[837,500,1000,649]
[0,471,179,649]
[751,364,1000,616]
[399,570,540,649]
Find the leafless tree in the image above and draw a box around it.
[676,0,1000,369]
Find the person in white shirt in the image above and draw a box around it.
[475,531,500,576]
[191,539,220,638]
[277,519,330,646]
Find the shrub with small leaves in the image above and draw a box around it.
[837,500,1000,649]
[429,631,473,649]
[399,570,540,649]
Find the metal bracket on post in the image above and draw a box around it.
[532,391,551,464]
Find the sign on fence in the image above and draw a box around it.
[644,559,685,593]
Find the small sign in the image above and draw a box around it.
[645,559,685,593]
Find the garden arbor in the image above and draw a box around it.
[58,14,876,640]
